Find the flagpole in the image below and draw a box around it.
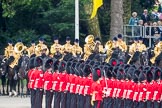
[75,0,79,40]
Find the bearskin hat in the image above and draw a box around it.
[34,56,43,67]
[65,61,72,74]
[45,58,53,70]
[133,69,140,82]
[70,62,77,74]
[29,57,35,69]
[118,59,124,65]
[126,67,135,80]
[83,64,91,77]
[79,63,85,76]
[153,68,161,81]
[117,68,125,80]
[138,71,146,82]
[58,60,66,72]
[52,59,59,72]
[109,58,118,66]
[112,66,118,78]
[104,66,113,79]
[88,60,95,67]
[146,70,153,82]
[74,62,80,76]
[92,67,101,81]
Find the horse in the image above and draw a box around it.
[109,47,128,63]
[129,51,149,68]
[17,54,30,97]
[155,52,162,69]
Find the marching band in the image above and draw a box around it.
[3,34,162,108]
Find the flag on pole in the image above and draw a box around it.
[90,0,103,19]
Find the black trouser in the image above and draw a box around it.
[154,101,160,108]
[92,100,103,108]
[146,100,153,108]
[70,93,77,108]
[103,97,114,108]
[30,89,36,108]
[138,101,146,108]
[53,91,61,108]
[84,95,92,108]
[116,98,124,108]
[66,92,71,108]
[35,89,44,108]
[78,94,85,108]
[133,101,139,108]
[60,92,66,108]
[124,99,133,108]
[45,90,53,108]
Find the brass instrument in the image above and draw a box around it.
[105,40,113,62]
[14,42,25,53]
[150,42,162,64]
[85,35,95,51]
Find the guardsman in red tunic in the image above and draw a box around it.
[83,64,93,108]
[58,60,67,108]
[115,68,125,108]
[137,71,147,108]
[124,67,135,108]
[91,67,103,108]
[68,62,77,108]
[52,59,61,108]
[132,69,140,108]
[102,65,113,108]
[28,56,36,108]
[44,58,53,108]
[64,61,72,108]
[146,69,154,108]
[34,56,44,108]
[152,68,161,108]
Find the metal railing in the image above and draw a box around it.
[123,25,162,48]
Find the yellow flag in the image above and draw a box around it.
[90,0,103,19]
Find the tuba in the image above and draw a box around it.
[105,40,113,62]
[35,44,42,56]
[85,35,95,51]
[14,42,25,53]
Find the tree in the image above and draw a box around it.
[110,0,123,39]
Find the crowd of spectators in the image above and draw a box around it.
[128,6,162,47]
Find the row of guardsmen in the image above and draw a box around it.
[4,34,151,63]
[28,54,162,108]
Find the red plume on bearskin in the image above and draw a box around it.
[34,56,43,67]
[45,58,53,70]
[109,58,118,66]
[153,68,161,81]
[92,67,101,81]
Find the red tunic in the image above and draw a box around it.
[59,72,68,92]
[133,82,139,101]
[75,75,80,94]
[152,81,161,101]
[79,77,85,95]
[34,69,44,89]
[125,81,134,100]
[44,71,53,90]
[116,80,125,98]
[69,74,76,93]
[91,80,103,101]
[112,79,118,98]
[146,82,154,101]
[138,82,147,102]
[28,69,35,89]
[83,77,92,95]
[52,72,60,91]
